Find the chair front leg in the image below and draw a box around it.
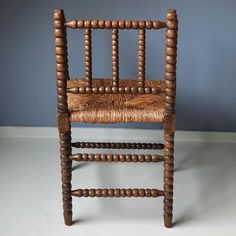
[58,113,72,226]
[59,129,72,225]
[163,114,175,227]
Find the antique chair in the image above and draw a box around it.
[53,9,178,228]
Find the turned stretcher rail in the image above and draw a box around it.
[71,188,164,197]
[70,153,164,162]
[67,86,164,94]
[71,142,164,149]
[65,20,166,30]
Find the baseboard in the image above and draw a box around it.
[0,126,236,143]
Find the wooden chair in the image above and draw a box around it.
[53,9,178,228]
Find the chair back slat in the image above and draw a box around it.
[64,18,167,90]
[112,29,119,87]
[85,28,92,87]
[137,29,146,87]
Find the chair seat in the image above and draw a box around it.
[67,78,166,124]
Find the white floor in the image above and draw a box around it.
[0,128,236,236]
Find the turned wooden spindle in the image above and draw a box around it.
[71,141,165,150]
[54,9,72,226]
[54,10,69,113]
[65,20,166,30]
[85,28,92,87]
[67,86,164,95]
[163,132,175,228]
[138,29,146,87]
[59,129,72,226]
[70,153,164,163]
[165,10,178,115]
[112,29,119,87]
[163,9,178,228]
[71,188,164,198]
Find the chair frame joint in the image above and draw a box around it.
[57,112,70,132]
[164,114,176,133]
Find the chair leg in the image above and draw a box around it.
[59,129,72,226]
[163,130,175,228]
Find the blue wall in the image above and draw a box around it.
[1,0,236,131]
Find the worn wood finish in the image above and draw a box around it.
[65,20,166,29]
[138,29,146,87]
[54,9,72,226]
[112,29,119,87]
[70,153,164,162]
[85,28,92,87]
[54,9,178,228]
[71,142,164,149]
[163,9,178,228]
[71,188,164,197]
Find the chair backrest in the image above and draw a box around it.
[54,9,178,114]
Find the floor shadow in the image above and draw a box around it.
[71,141,236,226]
[72,163,89,171]
[173,207,195,227]
[72,216,95,225]
[174,141,236,226]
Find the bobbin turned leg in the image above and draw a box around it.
[58,113,72,225]
[54,9,72,225]
[58,115,72,226]
[163,116,175,228]
[59,127,72,226]
[163,9,178,228]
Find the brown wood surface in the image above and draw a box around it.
[65,20,166,29]
[163,9,178,228]
[71,141,164,149]
[54,9,72,226]
[54,8,178,228]
[67,86,164,95]
[71,188,164,197]
[85,28,92,87]
[112,29,119,87]
[138,29,146,87]
[70,153,164,162]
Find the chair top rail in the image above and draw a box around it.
[65,19,166,30]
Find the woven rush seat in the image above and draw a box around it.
[67,78,166,123]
